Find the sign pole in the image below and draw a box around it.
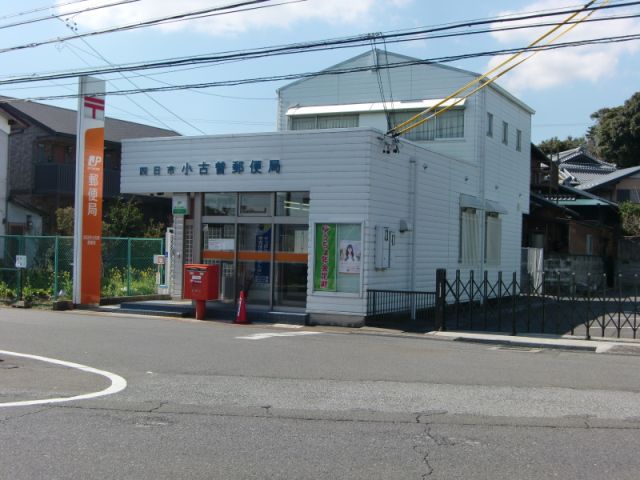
[72,76,106,305]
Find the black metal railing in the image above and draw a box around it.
[436,269,640,340]
[366,289,436,331]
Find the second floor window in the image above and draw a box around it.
[392,109,465,141]
[290,114,359,130]
[502,121,509,145]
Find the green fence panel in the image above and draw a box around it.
[0,235,163,301]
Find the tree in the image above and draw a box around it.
[102,196,145,238]
[619,201,640,236]
[589,92,640,168]
[55,198,166,238]
[55,206,75,236]
[537,136,585,156]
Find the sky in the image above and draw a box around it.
[0,0,638,143]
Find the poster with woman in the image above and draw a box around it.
[339,240,361,274]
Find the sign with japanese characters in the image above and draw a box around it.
[73,76,105,306]
[313,223,336,291]
[15,255,27,269]
[138,159,281,178]
[172,194,189,216]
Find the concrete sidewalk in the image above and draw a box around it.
[349,327,640,355]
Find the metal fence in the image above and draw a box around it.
[0,235,164,303]
[366,289,437,331]
[437,269,640,340]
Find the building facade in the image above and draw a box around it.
[121,50,533,324]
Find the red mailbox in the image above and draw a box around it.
[183,264,219,319]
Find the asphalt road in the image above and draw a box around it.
[1,307,640,479]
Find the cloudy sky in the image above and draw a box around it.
[0,0,638,142]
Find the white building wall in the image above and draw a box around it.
[123,129,377,318]
[481,86,532,279]
[122,127,531,319]
[278,51,481,162]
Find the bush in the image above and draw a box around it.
[0,281,16,303]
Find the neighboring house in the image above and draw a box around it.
[0,97,178,234]
[575,165,640,203]
[551,146,616,187]
[0,109,12,236]
[526,145,619,283]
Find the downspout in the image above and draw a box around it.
[409,156,418,319]
[409,156,417,291]
[478,89,487,281]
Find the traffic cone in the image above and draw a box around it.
[235,290,249,324]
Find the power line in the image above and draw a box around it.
[3,31,639,103]
[60,21,205,134]
[2,1,638,86]
[0,0,306,56]
[0,0,92,21]
[0,0,140,32]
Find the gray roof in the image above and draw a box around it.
[552,146,616,185]
[0,97,178,143]
[576,165,640,191]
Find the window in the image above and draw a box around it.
[204,193,237,216]
[516,129,522,152]
[485,212,502,265]
[459,207,480,264]
[617,189,631,202]
[313,223,362,293]
[290,114,358,130]
[487,113,493,137]
[239,193,272,216]
[586,235,593,255]
[276,192,310,218]
[392,109,464,141]
[502,121,509,145]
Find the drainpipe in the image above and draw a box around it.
[409,156,418,319]
[409,156,418,291]
[478,90,487,282]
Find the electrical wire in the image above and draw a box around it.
[2,31,638,103]
[0,0,92,21]
[0,0,306,55]
[0,0,139,31]
[1,0,638,86]
[60,20,205,134]
[390,0,610,137]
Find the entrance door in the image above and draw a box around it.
[236,223,272,305]
[274,224,308,307]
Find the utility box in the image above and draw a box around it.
[183,264,219,301]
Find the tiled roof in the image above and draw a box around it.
[552,146,617,186]
[0,96,178,143]
[576,166,640,191]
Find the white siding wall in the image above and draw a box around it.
[482,87,532,279]
[122,128,377,317]
[278,51,481,163]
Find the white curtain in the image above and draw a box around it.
[460,208,480,264]
[436,109,464,138]
[485,214,502,265]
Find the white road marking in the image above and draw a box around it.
[0,349,127,408]
[236,332,322,340]
[272,324,304,329]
